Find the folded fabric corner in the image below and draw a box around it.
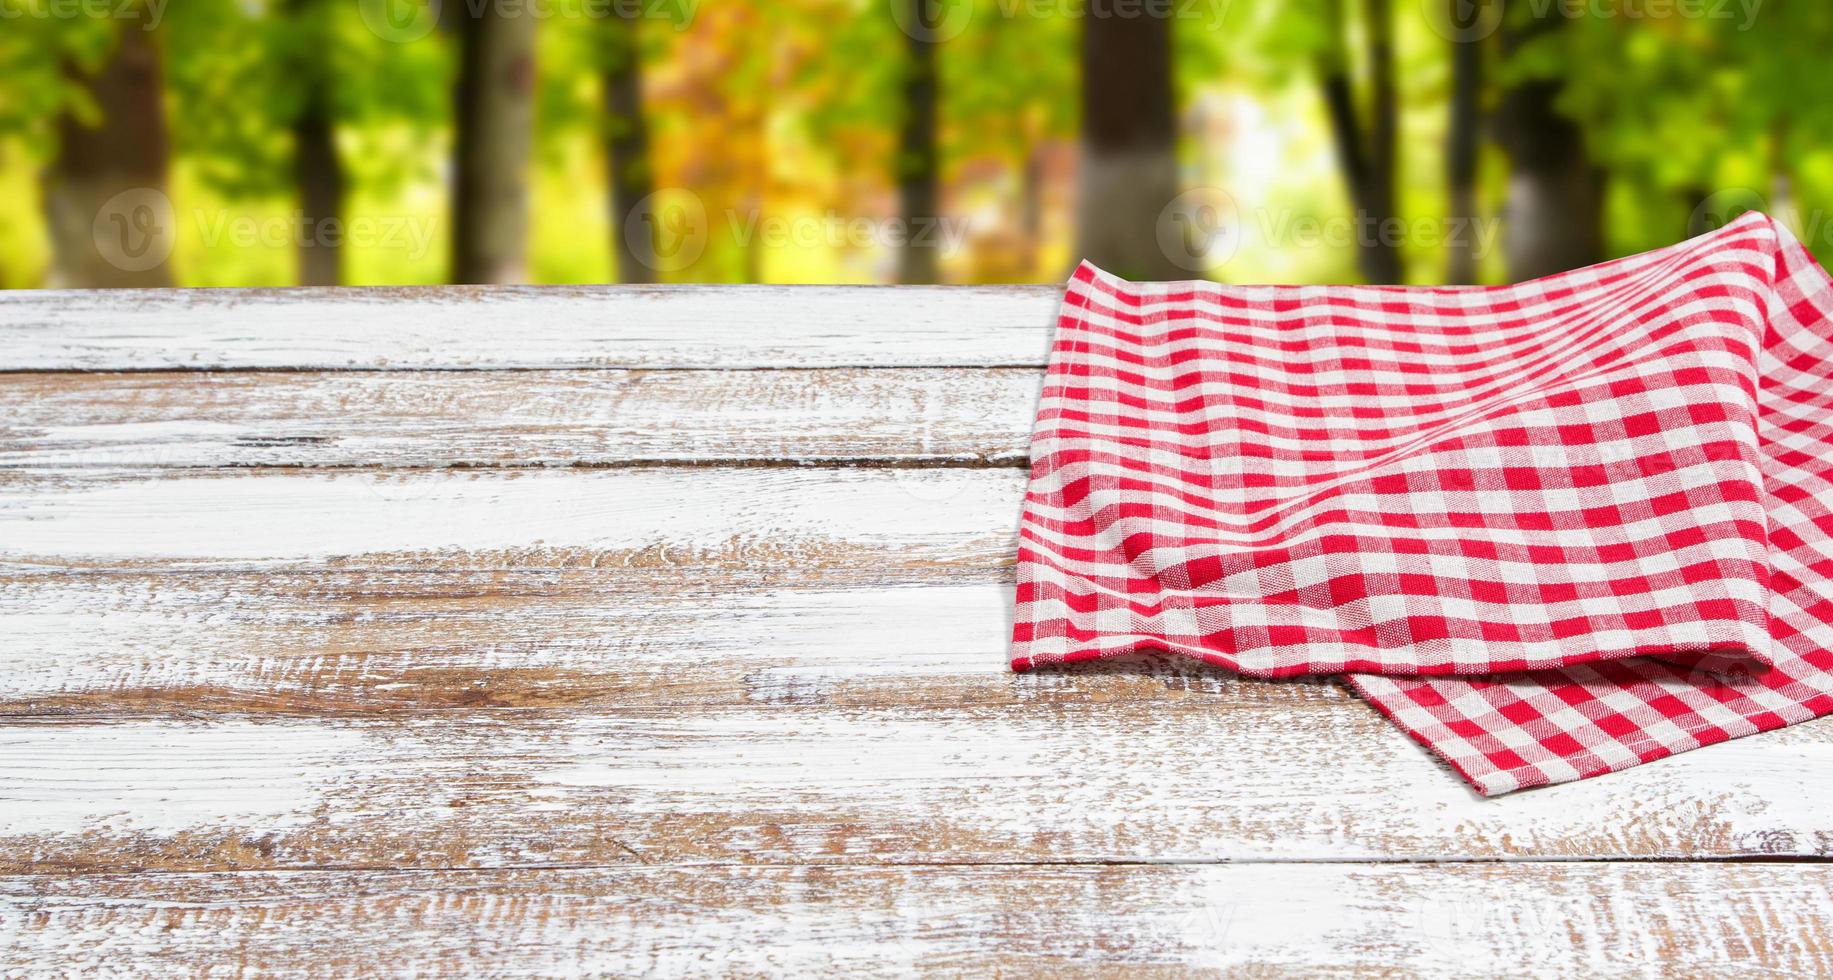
[1011,212,1833,795]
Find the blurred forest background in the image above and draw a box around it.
[0,0,1823,289]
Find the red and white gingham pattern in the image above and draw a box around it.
[1011,212,1833,795]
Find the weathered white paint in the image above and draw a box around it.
[0,368,1041,467]
[3,707,1831,870]
[2,864,1827,975]
[5,282,1829,973]
[0,572,1355,713]
[0,720,367,836]
[0,468,1023,566]
[0,284,1062,370]
[0,578,1034,709]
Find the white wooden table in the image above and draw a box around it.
[2,285,1831,975]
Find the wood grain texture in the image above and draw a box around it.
[0,368,1040,468]
[0,467,1023,572]
[7,284,1832,973]
[0,284,1062,370]
[0,574,1353,714]
[4,706,1831,872]
[5,863,1829,976]
[5,467,1833,871]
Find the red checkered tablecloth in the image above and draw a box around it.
[1012,212,1833,795]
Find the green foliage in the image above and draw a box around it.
[944,0,1077,161]
[0,0,119,152]
[163,0,448,199]
[1515,1,1833,258]
[3,0,1833,285]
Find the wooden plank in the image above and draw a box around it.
[4,706,1832,871]
[0,573,1351,714]
[0,467,1024,572]
[4,863,1830,974]
[0,368,1038,468]
[0,284,1062,371]
[6,463,1833,868]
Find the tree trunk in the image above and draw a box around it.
[1361,0,1400,283]
[1075,6,1182,280]
[897,0,940,284]
[291,0,345,288]
[293,96,344,286]
[1020,144,1044,277]
[1445,0,1482,284]
[1317,0,1403,284]
[1679,184,1713,239]
[1495,5,1603,282]
[43,14,175,288]
[1769,115,1804,239]
[451,6,535,284]
[603,7,654,284]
